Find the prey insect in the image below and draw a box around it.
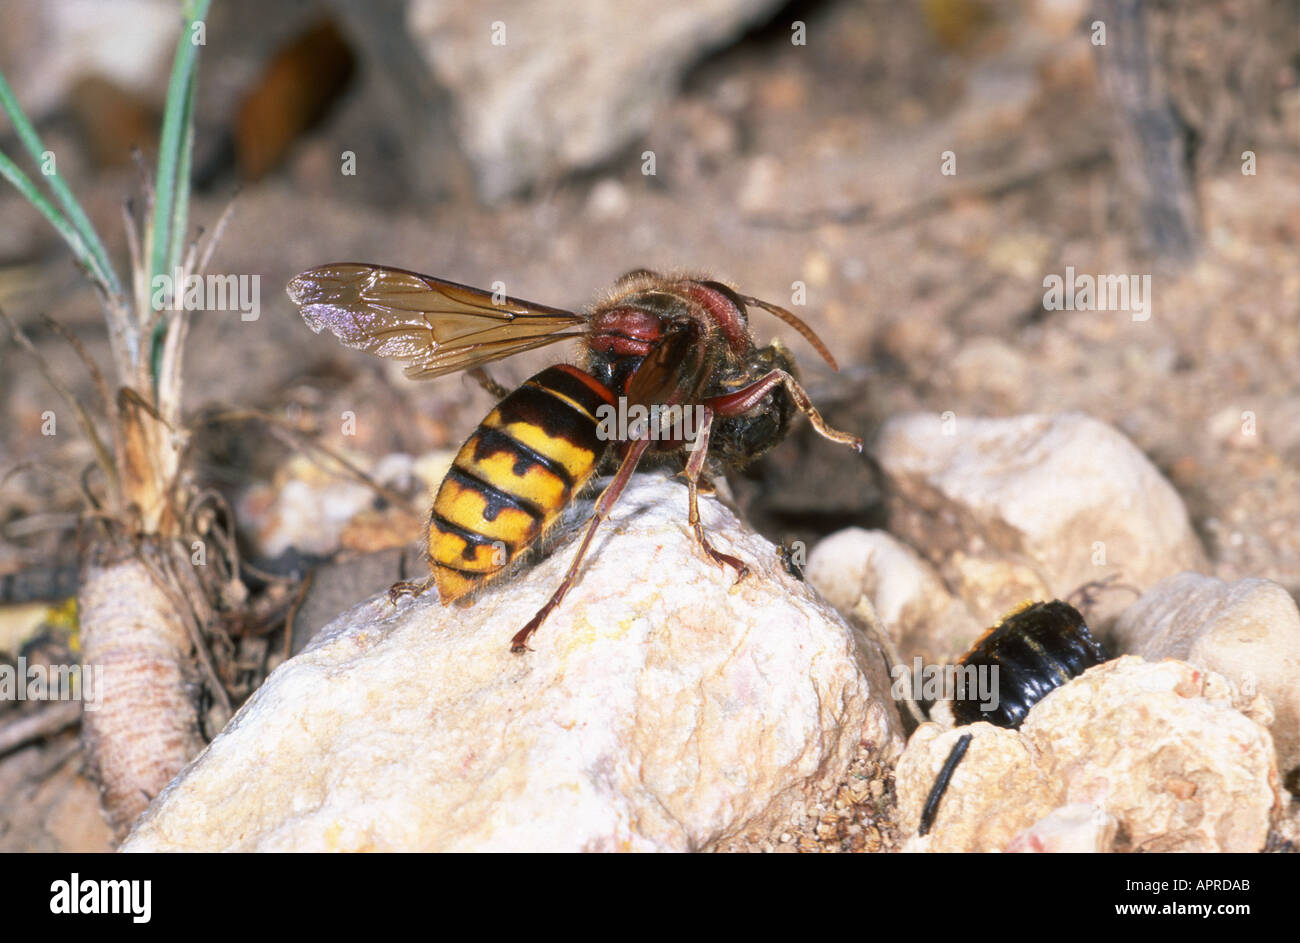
[917,599,1109,836]
[286,264,861,652]
[779,541,807,581]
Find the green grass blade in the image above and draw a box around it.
[149,0,212,286]
[152,23,202,385]
[0,151,94,273]
[167,77,197,275]
[0,68,121,296]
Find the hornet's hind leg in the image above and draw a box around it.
[510,437,652,653]
[388,576,435,604]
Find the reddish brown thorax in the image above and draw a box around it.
[588,305,663,358]
[589,280,752,364]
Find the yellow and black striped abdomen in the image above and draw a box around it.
[429,364,615,602]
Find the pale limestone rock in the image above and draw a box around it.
[899,723,1050,853]
[1005,804,1118,853]
[123,476,903,852]
[405,0,784,201]
[877,412,1207,628]
[937,550,1053,637]
[0,1,174,117]
[238,451,446,558]
[1113,572,1300,785]
[806,527,983,662]
[898,657,1280,852]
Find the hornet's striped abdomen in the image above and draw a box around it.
[429,364,615,602]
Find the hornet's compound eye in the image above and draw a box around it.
[697,280,748,315]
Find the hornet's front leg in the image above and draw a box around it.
[705,370,863,452]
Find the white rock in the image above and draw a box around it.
[239,452,439,559]
[1113,572,1300,784]
[877,412,1207,628]
[806,528,983,662]
[123,476,903,851]
[939,550,1054,634]
[405,0,784,200]
[1004,803,1117,853]
[0,1,174,117]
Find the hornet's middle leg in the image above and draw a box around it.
[681,406,749,580]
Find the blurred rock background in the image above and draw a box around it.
[1,0,1298,851]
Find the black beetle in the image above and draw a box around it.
[918,599,1109,836]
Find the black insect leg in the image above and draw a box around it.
[918,732,974,836]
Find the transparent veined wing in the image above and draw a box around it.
[286,263,590,380]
